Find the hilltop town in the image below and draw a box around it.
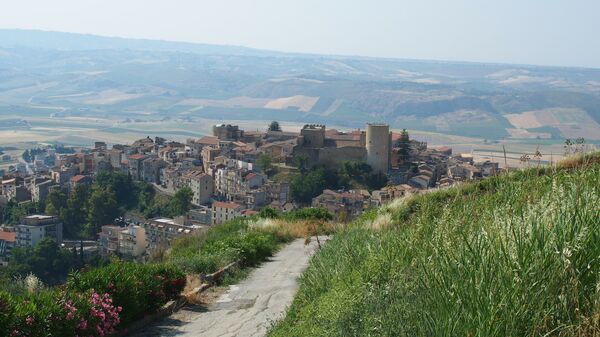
[0,122,500,265]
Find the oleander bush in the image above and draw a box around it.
[66,262,185,326]
[0,263,185,337]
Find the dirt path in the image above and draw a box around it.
[130,238,323,337]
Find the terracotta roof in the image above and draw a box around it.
[128,154,147,160]
[244,172,258,181]
[0,231,16,242]
[213,201,242,209]
[197,136,219,146]
[71,175,88,183]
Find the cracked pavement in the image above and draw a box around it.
[130,238,323,337]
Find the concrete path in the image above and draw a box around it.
[131,238,323,337]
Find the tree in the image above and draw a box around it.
[268,121,281,132]
[291,169,327,204]
[257,154,273,173]
[9,237,75,285]
[136,182,156,212]
[1,200,42,225]
[86,187,120,236]
[22,149,31,162]
[166,186,193,217]
[95,172,137,209]
[294,154,309,174]
[259,206,281,219]
[45,189,68,216]
[61,184,89,238]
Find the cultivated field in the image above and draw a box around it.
[504,108,600,140]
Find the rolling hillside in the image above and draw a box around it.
[269,153,600,336]
[1,30,600,140]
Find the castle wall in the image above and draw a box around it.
[366,123,391,173]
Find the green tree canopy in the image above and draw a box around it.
[268,121,281,132]
[86,187,120,235]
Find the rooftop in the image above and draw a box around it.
[24,215,55,220]
[152,218,178,225]
[71,175,88,183]
[213,201,242,209]
[0,231,16,242]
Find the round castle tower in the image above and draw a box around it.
[366,123,391,174]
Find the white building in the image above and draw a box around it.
[118,225,146,260]
[15,215,63,247]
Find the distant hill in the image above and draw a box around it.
[0,29,278,56]
[1,29,600,141]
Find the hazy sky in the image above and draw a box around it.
[0,0,598,68]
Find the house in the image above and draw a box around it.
[141,157,167,184]
[447,163,481,181]
[143,218,204,252]
[185,171,214,205]
[212,201,243,225]
[70,175,91,191]
[0,228,16,266]
[187,207,213,225]
[127,154,148,181]
[32,179,54,203]
[98,225,121,257]
[408,175,431,189]
[118,225,146,261]
[15,215,63,247]
[312,189,369,220]
[371,189,393,206]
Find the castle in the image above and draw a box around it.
[290,123,391,173]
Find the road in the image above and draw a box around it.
[131,238,324,337]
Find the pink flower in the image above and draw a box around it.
[25,316,34,326]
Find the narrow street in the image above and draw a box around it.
[131,238,323,337]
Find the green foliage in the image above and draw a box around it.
[257,154,273,173]
[1,201,44,225]
[0,263,185,336]
[290,161,388,204]
[291,168,328,204]
[94,172,137,209]
[44,189,67,217]
[338,161,388,190]
[283,207,333,222]
[144,186,194,218]
[169,218,285,275]
[60,184,90,238]
[268,121,281,132]
[7,238,76,285]
[86,186,119,236]
[269,163,600,337]
[258,206,281,219]
[66,262,185,326]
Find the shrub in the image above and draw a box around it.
[0,289,121,337]
[66,262,185,326]
[283,207,333,221]
[169,217,286,275]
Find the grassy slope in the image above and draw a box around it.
[269,154,600,337]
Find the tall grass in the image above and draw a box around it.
[167,217,293,275]
[269,159,600,336]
